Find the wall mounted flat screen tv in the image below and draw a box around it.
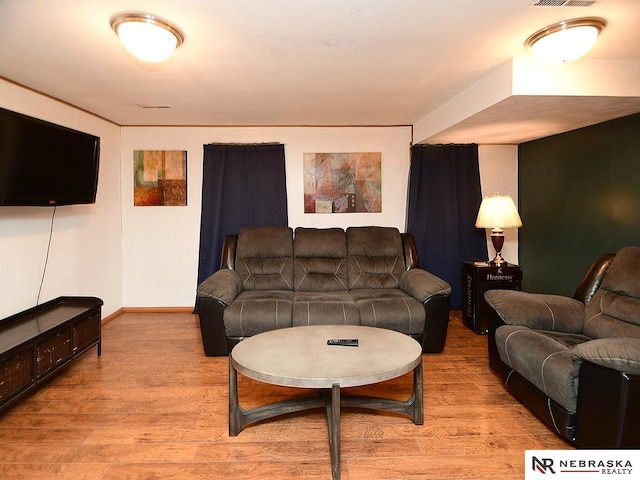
[0,107,100,206]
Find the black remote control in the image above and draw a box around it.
[327,338,358,347]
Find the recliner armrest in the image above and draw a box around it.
[399,268,451,302]
[197,269,243,306]
[484,290,584,333]
[573,338,640,375]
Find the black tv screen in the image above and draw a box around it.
[0,107,100,206]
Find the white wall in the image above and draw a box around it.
[478,144,519,265]
[0,79,122,319]
[0,79,519,316]
[120,126,412,307]
[120,127,518,308]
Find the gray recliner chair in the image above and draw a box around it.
[485,246,640,448]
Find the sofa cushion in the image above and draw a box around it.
[495,325,587,412]
[235,226,294,291]
[350,288,425,335]
[584,246,640,339]
[584,291,640,339]
[346,227,405,289]
[294,227,348,292]
[600,246,640,299]
[292,291,360,327]
[224,290,293,337]
[538,330,592,349]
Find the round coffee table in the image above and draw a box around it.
[229,325,423,480]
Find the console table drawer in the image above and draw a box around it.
[36,329,72,378]
[0,347,34,401]
[73,313,101,353]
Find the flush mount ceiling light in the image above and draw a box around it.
[525,17,606,64]
[110,12,184,63]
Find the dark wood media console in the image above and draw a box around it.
[0,296,103,413]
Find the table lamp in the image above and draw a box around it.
[475,193,522,265]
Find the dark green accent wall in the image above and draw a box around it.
[518,112,640,296]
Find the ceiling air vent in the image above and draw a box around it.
[564,1,598,6]
[137,105,172,109]
[531,0,597,6]
[533,0,566,6]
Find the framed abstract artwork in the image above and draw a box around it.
[134,150,187,206]
[303,152,381,213]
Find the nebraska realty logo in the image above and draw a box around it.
[525,451,636,479]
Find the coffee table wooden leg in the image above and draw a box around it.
[337,358,423,425]
[230,358,329,437]
[229,357,242,436]
[411,357,424,425]
[326,383,341,480]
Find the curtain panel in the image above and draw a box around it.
[407,144,487,309]
[196,143,288,291]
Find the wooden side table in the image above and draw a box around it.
[461,261,522,334]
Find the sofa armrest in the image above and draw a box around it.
[573,338,640,375]
[197,269,243,306]
[399,268,451,302]
[484,290,584,333]
[399,268,451,353]
[196,269,243,356]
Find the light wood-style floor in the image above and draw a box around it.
[0,310,571,479]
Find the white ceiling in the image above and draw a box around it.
[0,0,639,144]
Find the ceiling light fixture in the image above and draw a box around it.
[110,12,184,63]
[525,17,606,64]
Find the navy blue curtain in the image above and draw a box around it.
[196,143,288,290]
[407,144,487,309]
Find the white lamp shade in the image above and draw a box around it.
[475,195,523,230]
[111,13,184,63]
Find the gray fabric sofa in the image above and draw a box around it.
[485,246,640,448]
[197,226,452,356]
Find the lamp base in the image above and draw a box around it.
[489,231,507,265]
[489,252,507,265]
